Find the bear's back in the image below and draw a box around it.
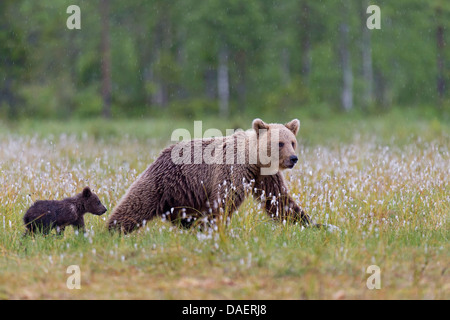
[24,199,77,226]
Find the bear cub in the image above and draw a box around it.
[23,187,107,235]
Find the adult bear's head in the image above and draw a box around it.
[252,118,300,175]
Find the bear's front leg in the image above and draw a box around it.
[253,172,316,227]
[72,216,86,234]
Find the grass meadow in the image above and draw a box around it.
[0,111,448,299]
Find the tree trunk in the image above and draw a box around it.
[151,2,171,108]
[300,0,311,83]
[100,0,112,118]
[339,2,353,111]
[218,46,229,118]
[236,50,247,111]
[151,66,167,107]
[3,78,17,118]
[361,0,374,110]
[205,66,216,100]
[436,6,445,108]
[280,48,290,85]
[374,69,388,109]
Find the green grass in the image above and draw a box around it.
[0,111,448,299]
[1,106,448,146]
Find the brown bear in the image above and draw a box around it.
[108,119,325,233]
[24,187,107,235]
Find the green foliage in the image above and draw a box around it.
[73,87,103,118]
[168,98,219,119]
[260,76,310,115]
[1,0,450,119]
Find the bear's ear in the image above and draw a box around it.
[285,119,300,135]
[252,118,269,136]
[82,187,92,198]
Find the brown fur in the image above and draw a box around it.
[108,119,317,233]
[24,187,107,235]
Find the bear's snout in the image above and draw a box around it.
[283,155,298,169]
[289,155,298,165]
[96,206,107,215]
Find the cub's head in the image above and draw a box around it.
[252,118,300,175]
[80,187,107,215]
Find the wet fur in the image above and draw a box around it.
[108,119,316,233]
[24,187,107,235]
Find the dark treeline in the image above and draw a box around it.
[0,0,449,119]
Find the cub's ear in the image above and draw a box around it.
[252,118,269,136]
[285,119,300,135]
[82,187,92,198]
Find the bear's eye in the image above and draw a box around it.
[292,142,295,148]
[279,142,284,148]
